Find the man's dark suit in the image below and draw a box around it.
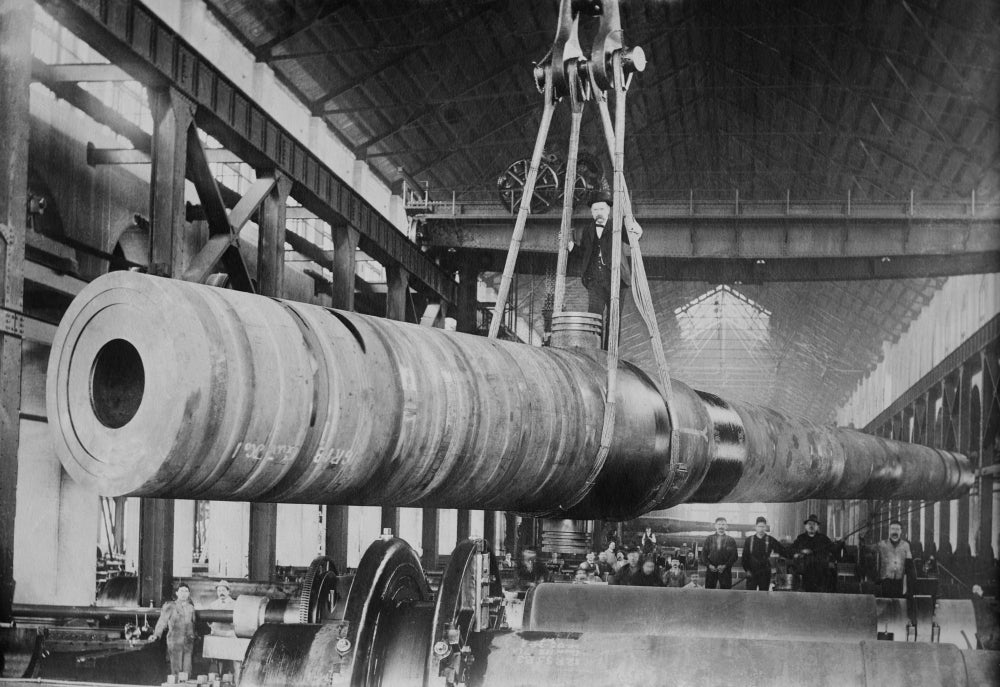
[577,221,631,314]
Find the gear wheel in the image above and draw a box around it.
[298,555,339,624]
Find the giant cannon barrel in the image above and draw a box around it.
[47,272,972,517]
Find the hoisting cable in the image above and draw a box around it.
[589,66,685,514]
[552,59,586,315]
[485,0,676,513]
[488,68,557,340]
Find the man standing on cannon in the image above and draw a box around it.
[569,188,642,323]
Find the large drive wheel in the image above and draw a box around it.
[497,157,560,214]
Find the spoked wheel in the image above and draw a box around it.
[573,151,605,205]
[497,158,561,214]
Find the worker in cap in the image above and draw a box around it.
[209,580,240,681]
[568,187,642,322]
[611,544,643,586]
[741,516,789,591]
[700,517,738,589]
[209,579,235,635]
[513,546,550,591]
[149,583,197,677]
[791,515,843,592]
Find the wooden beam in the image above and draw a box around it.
[183,126,256,292]
[147,87,193,277]
[181,234,235,284]
[256,172,292,299]
[331,225,360,311]
[185,124,231,237]
[230,176,280,234]
[33,62,131,82]
[37,0,455,302]
[86,145,241,166]
[385,264,409,323]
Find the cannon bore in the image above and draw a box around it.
[47,272,972,518]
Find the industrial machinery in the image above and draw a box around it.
[36,272,994,686]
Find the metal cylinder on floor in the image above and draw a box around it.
[471,633,998,687]
[523,585,877,643]
[47,272,973,518]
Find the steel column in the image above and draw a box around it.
[0,0,31,624]
[957,364,973,555]
[482,511,497,554]
[247,503,277,581]
[902,406,918,550]
[138,498,173,606]
[380,507,401,537]
[921,392,937,551]
[382,266,409,532]
[939,374,961,554]
[980,345,999,556]
[456,510,471,545]
[455,265,479,335]
[328,224,358,568]
[324,505,349,574]
[503,513,517,557]
[420,508,439,570]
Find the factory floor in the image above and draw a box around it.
[9,636,222,686]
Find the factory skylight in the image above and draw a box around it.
[673,285,772,345]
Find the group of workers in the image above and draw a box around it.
[697,514,844,592]
[149,579,239,681]
[513,514,914,596]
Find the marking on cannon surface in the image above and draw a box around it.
[232,441,300,463]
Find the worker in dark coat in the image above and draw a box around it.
[579,551,609,580]
[568,189,641,316]
[700,517,738,589]
[149,583,197,676]
[629,556,664,587]
[742,516,787,591]
[513,547,550,590]
[611,546,642,585]
[791,514,843,592]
